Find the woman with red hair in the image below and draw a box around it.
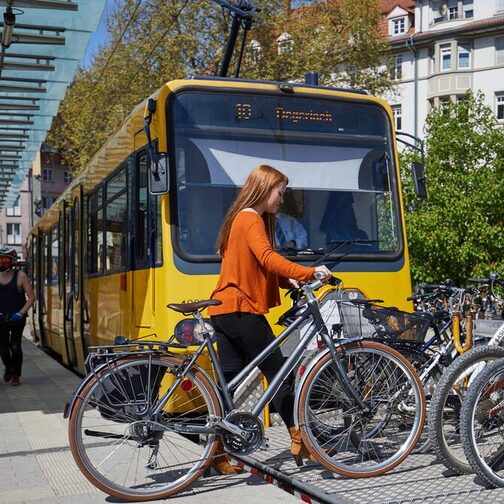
[209,165,331,473]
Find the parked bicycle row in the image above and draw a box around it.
[63,267,503,501]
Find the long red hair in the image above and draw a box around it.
[216,165,288,256]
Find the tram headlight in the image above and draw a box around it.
[174,319,215,346]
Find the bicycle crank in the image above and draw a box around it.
[219,412,266,455]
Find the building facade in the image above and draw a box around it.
[36,145,73,217]
[382,0,504,140]
[0,175,32,260]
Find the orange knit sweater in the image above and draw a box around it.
[208,212,316,316]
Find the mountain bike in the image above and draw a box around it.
[65,274,425,501]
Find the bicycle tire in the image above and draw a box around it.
[297,340,426,478]
[68,355,222,501]
[428,345,504,474]
[461,358,504,488]
[382,340,444,455]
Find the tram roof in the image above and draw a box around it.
[0,0,106,209]
[33,77,388,233]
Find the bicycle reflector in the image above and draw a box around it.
[174,319,214,346]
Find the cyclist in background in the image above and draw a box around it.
[209,164,331,473]
[0,248,35,386]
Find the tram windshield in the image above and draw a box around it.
[171,90,402,261]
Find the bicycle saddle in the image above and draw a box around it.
[167,299,222,313]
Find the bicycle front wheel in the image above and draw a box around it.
[68,355,222,501]
[461,358,504,488]
[297,340,426,478]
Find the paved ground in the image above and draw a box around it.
[0,329,298,504]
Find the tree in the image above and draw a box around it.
[47,0,393,172]
[242,0,392,94]
[400,91,504,284]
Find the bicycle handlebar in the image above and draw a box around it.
[468,277,504,288]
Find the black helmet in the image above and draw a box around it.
[0,247,17,271]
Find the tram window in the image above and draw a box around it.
[50,226,59,285]
[105,190,127,272]
[136,154,149,263]
[107,168,126,199]
[44,233,50,285]
[172,92,401,260]
[136,153,162,268]
[88,189,104,274]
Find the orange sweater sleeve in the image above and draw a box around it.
[246,215,316,282]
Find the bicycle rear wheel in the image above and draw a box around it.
[428,345,504,474]
[461,358,504,488]
[68,355,222,501]
[297,340,425,478]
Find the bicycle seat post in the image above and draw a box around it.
[193,310,211,340]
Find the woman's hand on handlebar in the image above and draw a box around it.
[287,278,301,289]
[314,265,332,282]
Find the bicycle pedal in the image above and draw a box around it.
[260,438,270,450]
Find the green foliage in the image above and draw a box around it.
[400,91,504,284]
[46,0,393,172]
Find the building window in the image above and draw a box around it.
[42,168,53,182]
[463,0,474,18]
[498,0,504,13]
[392,105,402,131]
[458,45,470,69]
[391,17,406,35]
[431,1,445,23]
[64,170,72,184]
[6,196,21,217]
[392,54,403,80]
[496,37,504,65]
[497,93,504,120]
[277,33,293,54]
[248,39,262,65]
[439,96,451,106]
[42,196,54,209]
[7,223,21,245]
[441,44,451,71]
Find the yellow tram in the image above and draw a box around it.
[27,77,413,375]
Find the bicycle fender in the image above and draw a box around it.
[63,354,224,420]
[293,347,332,429]
[63,358,112,419]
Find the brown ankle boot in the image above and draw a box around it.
[288,427,316,466]
[211,438,242,475]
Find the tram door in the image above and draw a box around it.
[63,201,77,369]
[30,235,41,344]
[36,231,47,346]
[71,192,86,374]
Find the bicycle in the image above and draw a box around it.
[428,275,504,474]
[460,356,504,487]
[65,273,426,501]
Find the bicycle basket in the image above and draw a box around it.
[339,301,430,344]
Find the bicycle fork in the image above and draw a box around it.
[318,323,371,414]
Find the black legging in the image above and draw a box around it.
[211,312,294,428]
[0,322,24,377]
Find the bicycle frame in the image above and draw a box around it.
[151,282,368,430]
